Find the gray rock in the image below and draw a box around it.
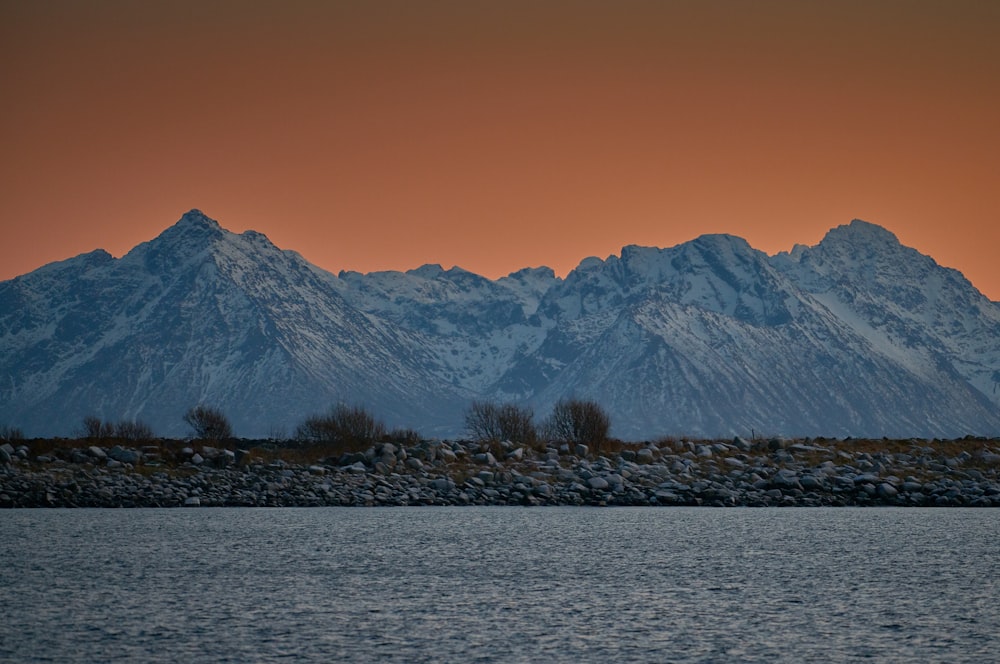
[406,457,424,470]
[88,446,107,460]
[587,476,610,490]
[575,444,589,457]
[799,475,823,491]
[473,452,496,465]
[853,473,880,485]
[636,448,655,464]
[107,446,140,465]
[877,483,898,499]
[183,497,201,507]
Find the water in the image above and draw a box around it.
[1,508,997,663]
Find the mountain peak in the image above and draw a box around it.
[825,219,901,247]
[176,209,221,231]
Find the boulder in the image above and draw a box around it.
[636,448,655,464]
[587,476,610,490]
[107,446,140,465]
[877,483,898,499]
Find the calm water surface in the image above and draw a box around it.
[1,507,997,663]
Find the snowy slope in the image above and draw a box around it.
[0,210,467,437]
[1,211,998,439]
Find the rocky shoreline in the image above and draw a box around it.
[2,436,999,508]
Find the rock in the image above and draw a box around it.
[877,483,898,499]
[473,452,496,465]
[88,446,107,460]
[799,475,823,491]
[575,444,589,457]
[587,477,610,490]
[347,462,368,474]
[183,497,201,507]
[0,447,11,464]
[191,453,204,465]
[107,446,140,465]
[405,457,424,470]
[636,448,655,464]
[430,478,453,492]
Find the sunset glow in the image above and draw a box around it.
[2,1,998,298]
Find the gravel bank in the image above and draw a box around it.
[2,437,999,508]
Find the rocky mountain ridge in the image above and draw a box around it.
[2,210,998,439]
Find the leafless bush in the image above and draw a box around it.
[295,404,386,450]
[0,425,24,442]
[113,420,155,443]
[465,401,537,448]
[183,405,233,441]
[543,399,611,452]
[81,416,115,440]
[387,427,422,447]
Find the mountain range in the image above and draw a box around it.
[2,209,998,439]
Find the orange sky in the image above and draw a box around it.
[2,0,998,299]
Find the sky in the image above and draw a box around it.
[2,0,998,299]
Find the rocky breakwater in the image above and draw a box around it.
[2,436,999,508]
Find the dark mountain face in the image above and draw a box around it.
[2,211,998,439]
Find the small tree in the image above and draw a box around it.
[543,399,611,452]
[465,400,537,448]
[183,405,233,441]
[295,404,386,451]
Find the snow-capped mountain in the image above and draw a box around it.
[1,210,998,439]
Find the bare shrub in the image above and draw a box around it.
[465,401,537,448]
[0,425,24,442]
[387,427,422,447]
[113,420,155,443]
[183,405,233,441]
[543,399,611,452]
[295,404,386,451]
[82,416,115,440]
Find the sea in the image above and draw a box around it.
[1,507,997,663]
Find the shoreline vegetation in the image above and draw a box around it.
[2,434,999,508]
